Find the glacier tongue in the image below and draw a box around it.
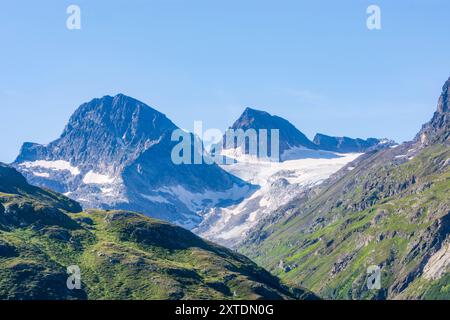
[195,149,362,248]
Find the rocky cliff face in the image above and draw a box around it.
[416,77,450,145]
[13,94,250,228]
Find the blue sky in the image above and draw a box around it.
[1,0,450,163]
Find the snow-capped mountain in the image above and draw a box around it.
[13,99,392,242]
[13,94,251,228]
[213,107,318,161]
[195,108,366,247]
[214,107,393,162]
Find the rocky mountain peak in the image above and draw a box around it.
[16,94,178,171]
[13,95,250,228]
[223,107,317,156]
[62,93,176,144]
[416,77,450,145]
[437,77,450,114]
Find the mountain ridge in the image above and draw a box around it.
[217,107,393,160]
[313,134,395,153]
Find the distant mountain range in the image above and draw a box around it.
[240,77,450,300]
[12,95,391,232]
[217,107,393,161]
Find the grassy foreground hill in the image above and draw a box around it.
[241,78,450,300]
[0,163,317,300]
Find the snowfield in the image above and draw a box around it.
[19,160,80,175]
[82,170,116,184]
[195,148,362,247]
[155,183,253,213]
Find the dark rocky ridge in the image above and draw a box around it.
[416,77,450,145]
[0,163,82,214]
[313,134,395,153]
[217,107,393,158]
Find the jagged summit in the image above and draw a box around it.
[16,94,177,166]
[64,93,175,135]
[223,107,318,156]
[438,77,450,113]
[417,77,450,145]
[240,107,272,118]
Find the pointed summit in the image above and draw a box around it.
[437,77,450,113]
[241,107,271,118]
[17,93,177,169]
[225,107,317,155]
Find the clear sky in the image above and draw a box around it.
[1,0,450,163]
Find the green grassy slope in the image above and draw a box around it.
[0,164,317,300]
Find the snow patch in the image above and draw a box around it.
[141,194,170,204]
[19,160,80,176]
[83,171,115,184]
[100,187,114,194]
[159,184,252,212]
[220,152,362,186]
[32,171,50,178]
